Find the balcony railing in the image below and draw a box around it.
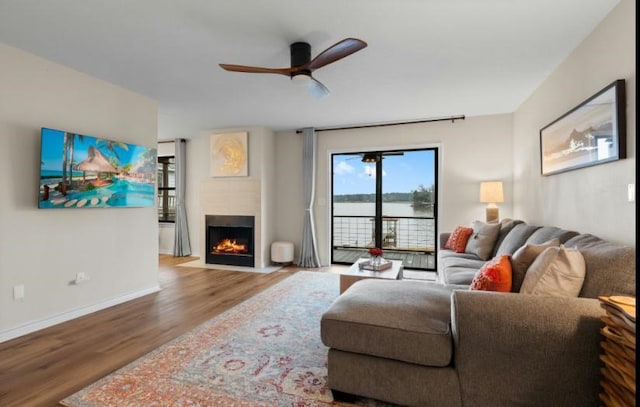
[332,215,435,253]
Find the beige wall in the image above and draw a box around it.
[275,114,514,265]
[513,0,635,245]
[0,42,159,340]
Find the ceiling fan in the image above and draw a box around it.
[345,151,405,163]
[219,38,367,99]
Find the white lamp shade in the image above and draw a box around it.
[479,181,504,203]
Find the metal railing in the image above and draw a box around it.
[332,215,435,253]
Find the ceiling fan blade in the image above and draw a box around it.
[306,77,330,99]
[219,63,294,76]
[306,38,367,71]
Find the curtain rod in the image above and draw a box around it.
[295,114,465,134]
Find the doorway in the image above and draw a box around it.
[331,148,438,270]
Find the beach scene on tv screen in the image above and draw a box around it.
[39,128,156,209]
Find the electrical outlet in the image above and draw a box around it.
[628,184,635,202]
[13,285,25,300]
[75,272,89,284]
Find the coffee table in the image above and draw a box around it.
[339,258,403,294]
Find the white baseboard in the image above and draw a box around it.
[0,285,161,343]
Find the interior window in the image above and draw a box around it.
[157,156,176,222]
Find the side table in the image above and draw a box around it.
[598,295,635,407]
[338,258,403,294]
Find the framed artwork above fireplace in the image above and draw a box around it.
[210,132,248,177]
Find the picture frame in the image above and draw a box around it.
[210,132,248,177]
[540,79,626,176]
[39,128,157,209]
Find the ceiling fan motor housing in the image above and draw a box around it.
[290,42,311,78]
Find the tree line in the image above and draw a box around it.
[335,184,434,207]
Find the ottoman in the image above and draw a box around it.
[271,241,294,265]
[320,279,463,406]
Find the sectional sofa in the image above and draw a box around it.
[321,220,636,406]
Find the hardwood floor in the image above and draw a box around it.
[0,255,302,407]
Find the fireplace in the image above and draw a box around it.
[206,215,255,267]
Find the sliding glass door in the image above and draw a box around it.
[331,148,438,270]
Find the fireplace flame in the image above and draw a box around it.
[213,238,248,254]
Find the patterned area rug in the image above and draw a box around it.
[60,271,391,406]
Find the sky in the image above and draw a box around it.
[40,127,151,171]
[332,149,435,195]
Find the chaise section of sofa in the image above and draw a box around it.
[321,280,465,406]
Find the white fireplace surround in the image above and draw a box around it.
[199,129,277,268]
[201,177,266,267]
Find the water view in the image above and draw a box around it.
[334,202,434,217]
[331,149,437,269]
[333,202,435,250]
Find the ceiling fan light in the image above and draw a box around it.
[291,73,312,85]
[361,152,379,163]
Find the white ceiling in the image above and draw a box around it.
[0,0,619,140]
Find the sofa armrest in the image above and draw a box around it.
[439,232,451,249]
[451,291,604,407]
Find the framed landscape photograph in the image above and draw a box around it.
[540,79,626,176]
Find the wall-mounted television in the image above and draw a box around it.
[39,128,157,209]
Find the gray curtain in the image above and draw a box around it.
[298,127,321,267]
[173,138,191,256]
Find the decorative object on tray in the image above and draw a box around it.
[598,295,635,407]
[360,249,392,271]
[368,247,384,266]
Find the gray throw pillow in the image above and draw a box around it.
[520,246,586,297]
[465,221,501,261]
[494,223,540,257]
[509,238,560,292]
[490,219,525,258]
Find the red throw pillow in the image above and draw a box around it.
[470,255,512,292]
[445,226,474,253]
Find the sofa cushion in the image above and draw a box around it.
[465,221,501,260]
[445,226,474,253]
[440,256,486,270]
[510,238,560,292]
[520,246,586,297]
[494,223,540,256]
[321,280,457,367]
[439,250,482,261]
[525,226,578,245]
[490,219,525,258]
[470,255,512,292]
[565,234,636,298]
[440,266,479,286]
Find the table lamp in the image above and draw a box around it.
[479,181,504,223]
